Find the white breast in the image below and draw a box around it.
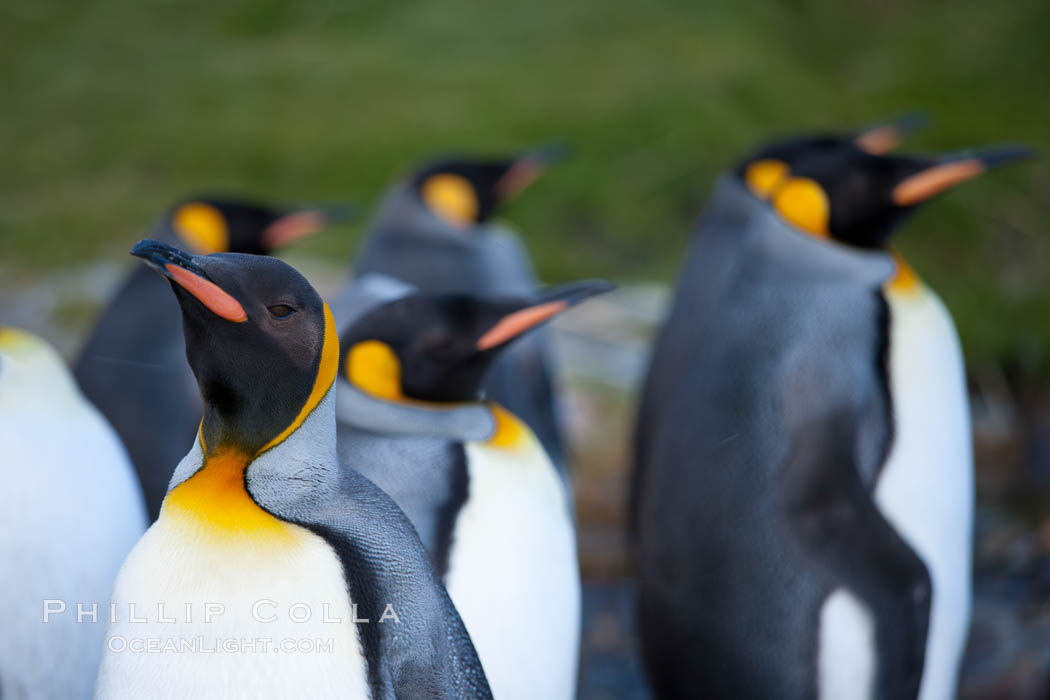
[875,283,974,700]
[818,589,876,700]
[94,502,370,699]
[0,343,146,700]
[445,433,581,700]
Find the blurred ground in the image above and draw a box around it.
[4,2,1050,695]
[3,0,1050,368]
[4,256,1050,698]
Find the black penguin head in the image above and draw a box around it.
[339,280,613,404]
[163,197,354,256]
[736,112,929,201]
[736,115,1033,249]
[131,239,339,456]
[768,142,1029,248]
[763,144,1033,249]
[409,143,568,227]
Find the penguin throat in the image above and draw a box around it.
[162,450,293,539]
[887,252,921,294]
[484,404,529,449]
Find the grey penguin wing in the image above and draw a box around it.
[781,410,931,700]
[337,428,469,577]
[283,467,492,700]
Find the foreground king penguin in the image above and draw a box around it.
[95,240,491,699]
[632,117,1032,700]
[342,148,570,471]
[75,196,350,519]
[0,328,145,700]
[333,279,612,700]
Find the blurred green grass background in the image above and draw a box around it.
[3,0,1049,369]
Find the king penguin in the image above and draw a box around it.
[0,327,145,700]
[95,240,491,700]
[340,146,570,472]
[632,119,1032,700]
[75,196,351,520]
[333,278,612,700]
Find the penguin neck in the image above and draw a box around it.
[389,185,482,242]
[161,387,340,540]
[335,377,530,449]
[885,251,923,296]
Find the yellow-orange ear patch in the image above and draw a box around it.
[345,340,404,401]
[422,174,479,226]
[772,177,831,238]
[173,203,230,254]
[745,159,789,199]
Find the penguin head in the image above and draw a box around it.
[163,197,354,256]
[763,144,1033,249]
[737,113,929,200]
[131,239,339,457]
[737,116,1033,249]
[339,280,613,404]
[409,144,568,227]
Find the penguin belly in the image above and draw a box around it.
[445,432,580,700]
[874,283,973,700]
[95,507,370,700]
[0,372,145,700]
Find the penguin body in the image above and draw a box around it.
[344,152,567,472]
[634,180,924,699]
[75,197,347,520]
[633,128,1026,699]
[0,327,145,700]
[334,281,610,700]
[877,276,973,700]
[337,402,580,700]
[96,243,490,699]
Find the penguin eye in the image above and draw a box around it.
[267,304,297,319]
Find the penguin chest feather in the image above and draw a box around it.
[0,377,144,700]
[95,452,371,700]
[874,282,973,700]
[444,417,580,700]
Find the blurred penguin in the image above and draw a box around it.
[632,117,1031,700]
[340,147,571,473]
[0,327,145,700]
[333,279,612,700]
[75,196,351,519]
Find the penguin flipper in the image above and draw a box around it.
[279,467,492,699]
[781,412,931,700]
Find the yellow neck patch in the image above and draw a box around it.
[744,159,789,199]
[485,404,528,449]
[345,340,404,401]
[160,304,339,538]
[887,252,921,294]
[173,203,230,254]
[421,174,479,227]
[772,177,831,238]
[162,449,295,540]
[0,326,36,355]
